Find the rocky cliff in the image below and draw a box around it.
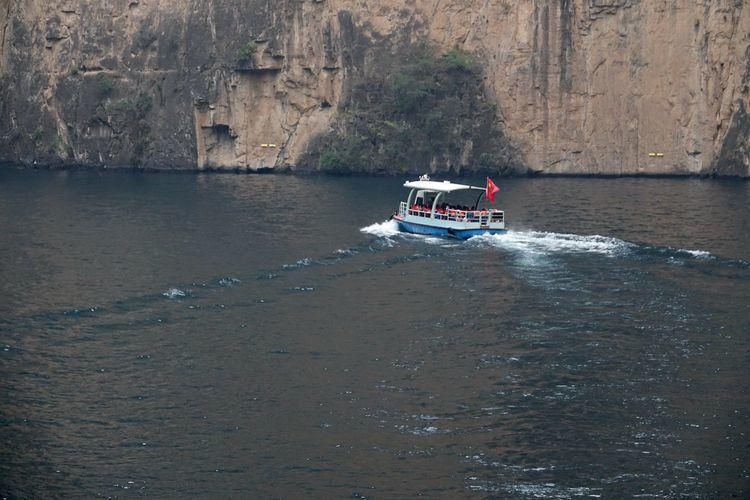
[0,0,748,176]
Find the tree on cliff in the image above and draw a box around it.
[306,44,523,176]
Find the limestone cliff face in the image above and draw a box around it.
[0,0,748,176]
[0,0,359,170]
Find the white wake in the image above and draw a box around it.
[360,224,715,262]
[468,230,635,257]
[360,219,401,238]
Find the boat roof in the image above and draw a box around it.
[403,180,484,193]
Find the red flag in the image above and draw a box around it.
[486,177,500,203]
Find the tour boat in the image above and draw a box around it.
[392,175,506,239]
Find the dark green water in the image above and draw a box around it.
[1,170,748,498]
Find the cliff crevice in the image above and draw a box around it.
[0,0,10,73]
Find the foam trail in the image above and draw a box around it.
[218,277,241,286]
[674,248,713,259]
[282,257,314,269]
[360,224,720,264]
[469,230,634,257]
[163,288,187,299]
[334,248,357,256]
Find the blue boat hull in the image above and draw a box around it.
[395,219,507,240]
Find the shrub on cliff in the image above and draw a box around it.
[442,48,475,72]
[113,92,152,120]
[96,74,114,96]
[307,44,520,175]
[236,41,258,64]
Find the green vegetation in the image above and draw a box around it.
[309,44,519,175]
[97,74,114,96]
[442,48,475,72]
[31,126,44,144]
[319,136,371,172]
[114,98,134,113]
[113,92,152,119]
[236,41,258,63]
[131,135,150,167]
[103,89,153,166]
[49,133,64,154]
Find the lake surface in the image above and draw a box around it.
[1,170,748,498]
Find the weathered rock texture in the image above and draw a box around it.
[0,0,748,176]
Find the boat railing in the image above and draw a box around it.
[405,206,504,224]
[399,201,408,217]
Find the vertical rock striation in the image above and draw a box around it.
[0,0,748,176]
[427,0,750,176]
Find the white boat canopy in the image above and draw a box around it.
[403,180,485,193]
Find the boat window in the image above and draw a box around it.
[443,191,480,211]
[415,190,435,208]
